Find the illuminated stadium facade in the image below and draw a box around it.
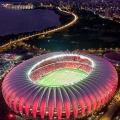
[2,52,118,119]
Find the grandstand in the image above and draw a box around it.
[29,55,92,85]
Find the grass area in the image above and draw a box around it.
[36,68,88,87]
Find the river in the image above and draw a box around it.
[0,2,61,36]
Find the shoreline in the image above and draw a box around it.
[0,6,72,37]
[0,1,61,36]
[0,7,78,50]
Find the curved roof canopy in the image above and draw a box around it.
[2,52,118,119]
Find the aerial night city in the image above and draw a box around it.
[0,0,120,120]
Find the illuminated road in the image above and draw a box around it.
[0,7,78,49]
[100,97,120,120]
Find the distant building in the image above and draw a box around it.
[2,3,34,10]
[105,8,113,18]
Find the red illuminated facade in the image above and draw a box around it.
[2,52,118,119]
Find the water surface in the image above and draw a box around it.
[0,2,61,36]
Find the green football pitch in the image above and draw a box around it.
[36,68,88,87]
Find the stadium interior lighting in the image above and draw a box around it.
[27,54,94,87]
[28,54,94,77]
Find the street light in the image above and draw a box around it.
[8,113,14,119]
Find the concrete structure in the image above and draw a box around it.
[104,52,120,66]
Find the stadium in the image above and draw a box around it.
[2,52,118,119]
[103,52,120,66]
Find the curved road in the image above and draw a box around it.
[0,7,78,49]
